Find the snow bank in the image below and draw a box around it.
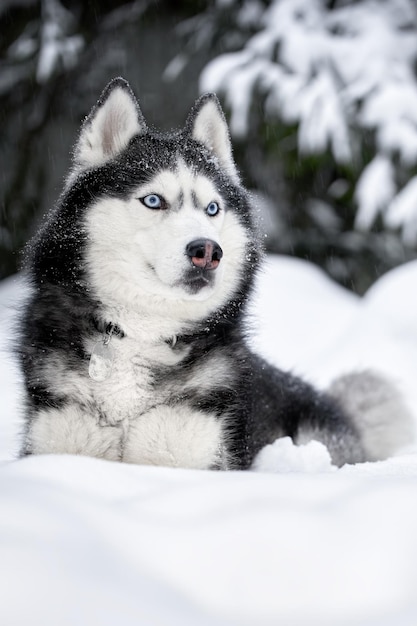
[2,453,417,626]
[1,256,417,626]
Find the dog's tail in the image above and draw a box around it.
[327,370,415,461]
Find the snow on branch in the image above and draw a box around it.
[355,156,396,231]
[36,0,84,84]
[385,177,417,246]
[200,0,417,244]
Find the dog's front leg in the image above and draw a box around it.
[25,404,123,460]
[122,405,227,470]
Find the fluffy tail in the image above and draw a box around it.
[327,370,415,461]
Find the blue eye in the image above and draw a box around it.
[140,194,167,209]
[206,201,220,216]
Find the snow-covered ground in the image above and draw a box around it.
[1,255,417,626]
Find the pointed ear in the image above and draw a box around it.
[185,93,239,182]
[73,77,146,171]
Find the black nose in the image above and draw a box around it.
[186,239,223,270]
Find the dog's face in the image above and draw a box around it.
[126,160,231,299]
[69,78,257,322]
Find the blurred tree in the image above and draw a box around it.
[173,0,417,292]
[0,0,209,279]
[3,0,417,293]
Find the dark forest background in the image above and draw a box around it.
[2,0,417,294]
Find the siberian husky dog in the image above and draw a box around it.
[18,77,413,469]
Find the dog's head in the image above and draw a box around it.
[66,78,260,324]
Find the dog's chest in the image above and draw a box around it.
[90,336,186,424]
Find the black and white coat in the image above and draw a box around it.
[18,78,413,469]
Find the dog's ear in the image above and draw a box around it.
[73,77,146,171]
[185,94,239,183]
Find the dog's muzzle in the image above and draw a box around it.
[186,239,223,271]
[183,238,223,294]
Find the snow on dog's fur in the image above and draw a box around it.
[17,78,414,468]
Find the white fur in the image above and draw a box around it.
[29,402,225,469]
[29,405,122,460]
[38,329,190,430]
[84,160,249,341]
[122,405,226,469]
[74,86,142,171]
[29,405,227,469]
[132,162,226,294]
[181,353,236,395]
[191,98,239,182]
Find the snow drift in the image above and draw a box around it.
[1,255,417,626]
